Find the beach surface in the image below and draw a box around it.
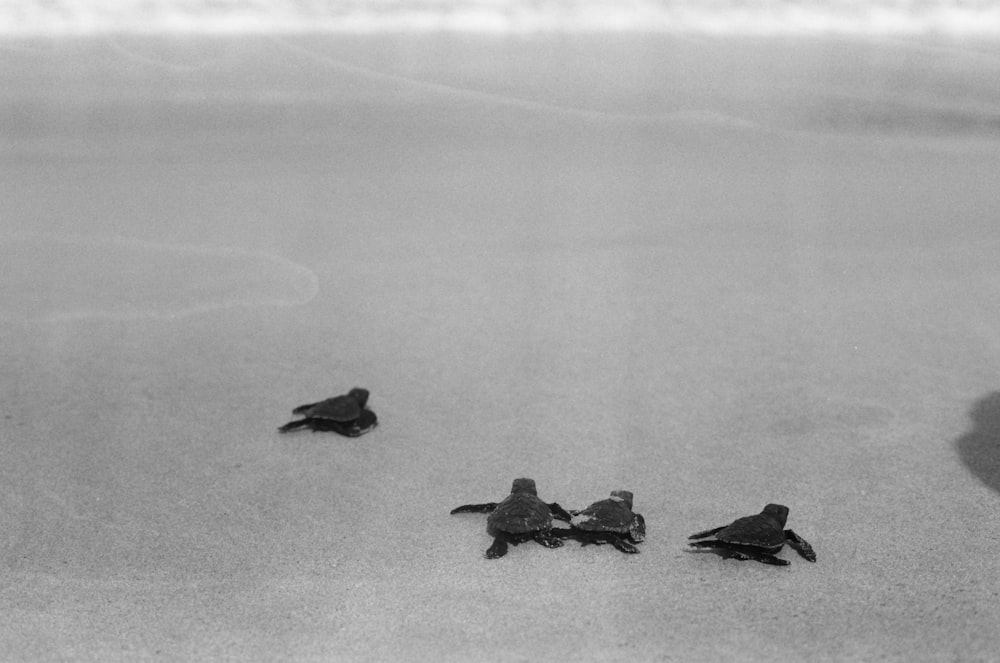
[3,34,1000,661]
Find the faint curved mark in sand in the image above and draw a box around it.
[265,33,1000,141]
[265,35,763,130]
[103,36,237,72]
[955,392,1000,495]
[0,233,318,323]
[0,40,59,55]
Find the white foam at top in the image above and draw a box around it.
[1,0,999,37]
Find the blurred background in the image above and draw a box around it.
[2,0,1000,37]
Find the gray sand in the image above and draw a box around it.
[2,35,1000,661]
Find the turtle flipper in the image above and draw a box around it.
[689,541,790,566]
[353,409,378,435]
[743,551,789,566]
[549,529,610,549]
[784,529,817,562]
[573,533,606,548]
[278,419,310,433]
[485,536,509,559]
[548,502,573,522]
[533,530,564,549]
[335,412,378,437]
[450,503,498,515]
[688,525,726,540]
[291,401,325,415]
[718,548,788,565]
[689,540,752,562]
[608,535,640,554]
[302,413,377,437]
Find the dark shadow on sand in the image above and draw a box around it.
[955,392,1000,495]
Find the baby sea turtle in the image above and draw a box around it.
[277,388,377,437]
[556,490,646,554]
[687,503,816,566]
[450,478,572,559]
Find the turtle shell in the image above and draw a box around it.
[297,388,369,422]
[570,490,637,534]
[715,503,789,551]
[487,478,553,536]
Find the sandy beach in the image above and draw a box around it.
[3,34,1000,661]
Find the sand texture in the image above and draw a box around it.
[3,35,1000,661]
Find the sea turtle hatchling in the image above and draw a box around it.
[687,503,816,566]
[277,388,377,437]
[450,478,572,559]
[554,490,646,554]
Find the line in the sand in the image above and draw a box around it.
[0,232,320,323]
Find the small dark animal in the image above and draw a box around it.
[451,478,572,559]
[278,388,377,437]
[688,503,816,566]
[553,490,646,554]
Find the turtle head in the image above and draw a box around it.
[761,503,789,527]
[510,478,537,496]
[347,388,370,408]
[610,490,634,510]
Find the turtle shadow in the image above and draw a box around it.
[955,392,1000,495]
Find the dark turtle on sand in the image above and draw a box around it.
[278,388,377,437]
[687,503,816,566]
[450,478,572,559]
[555,490,646,554]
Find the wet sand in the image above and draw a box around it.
[2,34,1000,661]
